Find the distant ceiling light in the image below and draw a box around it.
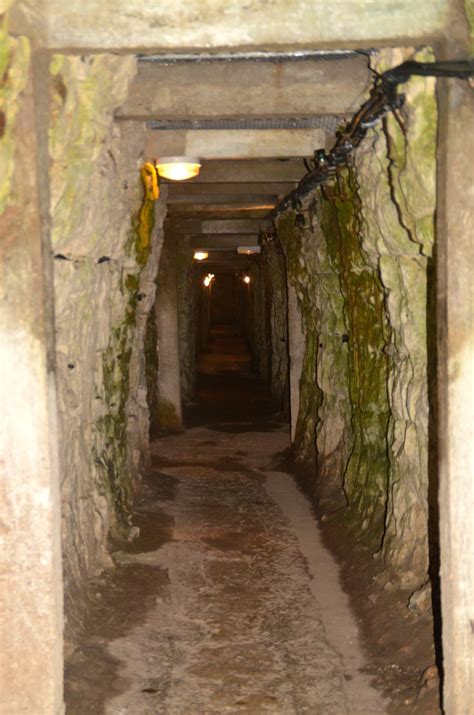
[193,251,208,261]
[203,273,215,287]
[237,246,261,255]
[156,156,201,181]
[243,275,251,284]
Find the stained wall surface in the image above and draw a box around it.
[277,48,437,591]
[47,54,167,646]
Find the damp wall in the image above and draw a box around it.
[277,48,437,592]
[47,54,167,647]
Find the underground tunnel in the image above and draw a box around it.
[1,3,473,714]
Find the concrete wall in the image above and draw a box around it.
[0,20,63,714]
[154,230,183,431]
[437,72,474,715]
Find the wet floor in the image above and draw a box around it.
[65,324,386,714]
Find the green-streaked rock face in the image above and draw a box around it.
[321,171,390,531]
[0,18,30,214]
[277,47,436,589]
[358,48,436,586]
[48,54,167,646]
[465,0,474,53]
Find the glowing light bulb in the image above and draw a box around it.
[156,156,201,181]
[243,275,251,284]
[203,273,214,287]
[194,251,209,261]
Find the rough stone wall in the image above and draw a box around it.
[259,239,289,411]
[277,48,436,588]
[278,208,354,510]
[358,48,437,586]
[48,54,167,644]
[176,235,198,403]
[145,288,160,434]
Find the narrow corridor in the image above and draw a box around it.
[65,329,385,714]
[4,8,473,711]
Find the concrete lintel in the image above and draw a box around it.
[10,1,451,50]
[189,235,259,249]
[172,218,270,234]
[167,207,273,220]
[162,160,306,184]
[166,182,297,197]
[146,128,328,160]
[118,57,370,119]
[166,194,279,205]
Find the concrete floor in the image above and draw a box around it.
[65,326,386,714]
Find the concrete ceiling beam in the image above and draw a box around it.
[118,57,370,119]
[188,234,259,248]
[15,2,451,53]
[188,235,259,250]
[166,194,279,205]
[171,219,270,234]
[167,206,274,220]
[145,128,329,159]
[194,250,251,260]
[162,159,306,184]
[166,182,297,197]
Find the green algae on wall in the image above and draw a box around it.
[46,53,171,647]
[93,159,161,533]
[94,254,150,533]
[277,46,437,589]
[0,18,30,214]
[321,171,391,535]
[464,0,474,53]
[49,53,136,253]
[357,48,436,585]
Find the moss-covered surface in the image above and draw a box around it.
[464,0,474,53]
[49,54,136,253]
[321,170,391,536]
[276,47,436,587]
[94,191,156,537]
[156,398,183,432]
[0,17,30,214]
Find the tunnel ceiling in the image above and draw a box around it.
[117,52,372,270]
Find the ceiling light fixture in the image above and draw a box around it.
[156,156,201,181]
[193,251,209,261]
[237,246,261,255]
